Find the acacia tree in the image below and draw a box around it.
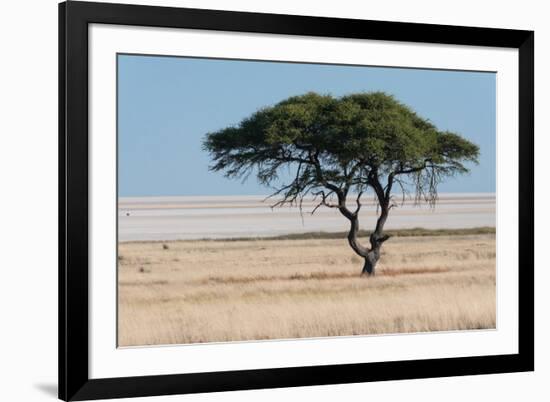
[203,92,479,276]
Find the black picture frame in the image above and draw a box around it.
[59,1,534,400]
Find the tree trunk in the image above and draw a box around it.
[342,211,385,277]
[361,249,380,276]
[339,196,390,277]
[361,204,390,276]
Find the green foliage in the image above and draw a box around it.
[203,91,480,210]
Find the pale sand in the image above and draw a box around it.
[118,193,496,241]
[118,233,496,346]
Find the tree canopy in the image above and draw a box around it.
[203,91,479,213]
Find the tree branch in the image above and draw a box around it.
[367,169,386,209]
[311,190,339,215]
[353,190,364,215]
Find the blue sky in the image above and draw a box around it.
[118,54,496,197]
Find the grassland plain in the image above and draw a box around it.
[118,229,496,346]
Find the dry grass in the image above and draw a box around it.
[118,233,496,346]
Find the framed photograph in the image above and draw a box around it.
[59,1,534,400]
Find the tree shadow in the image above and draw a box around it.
[34,383,57,398]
